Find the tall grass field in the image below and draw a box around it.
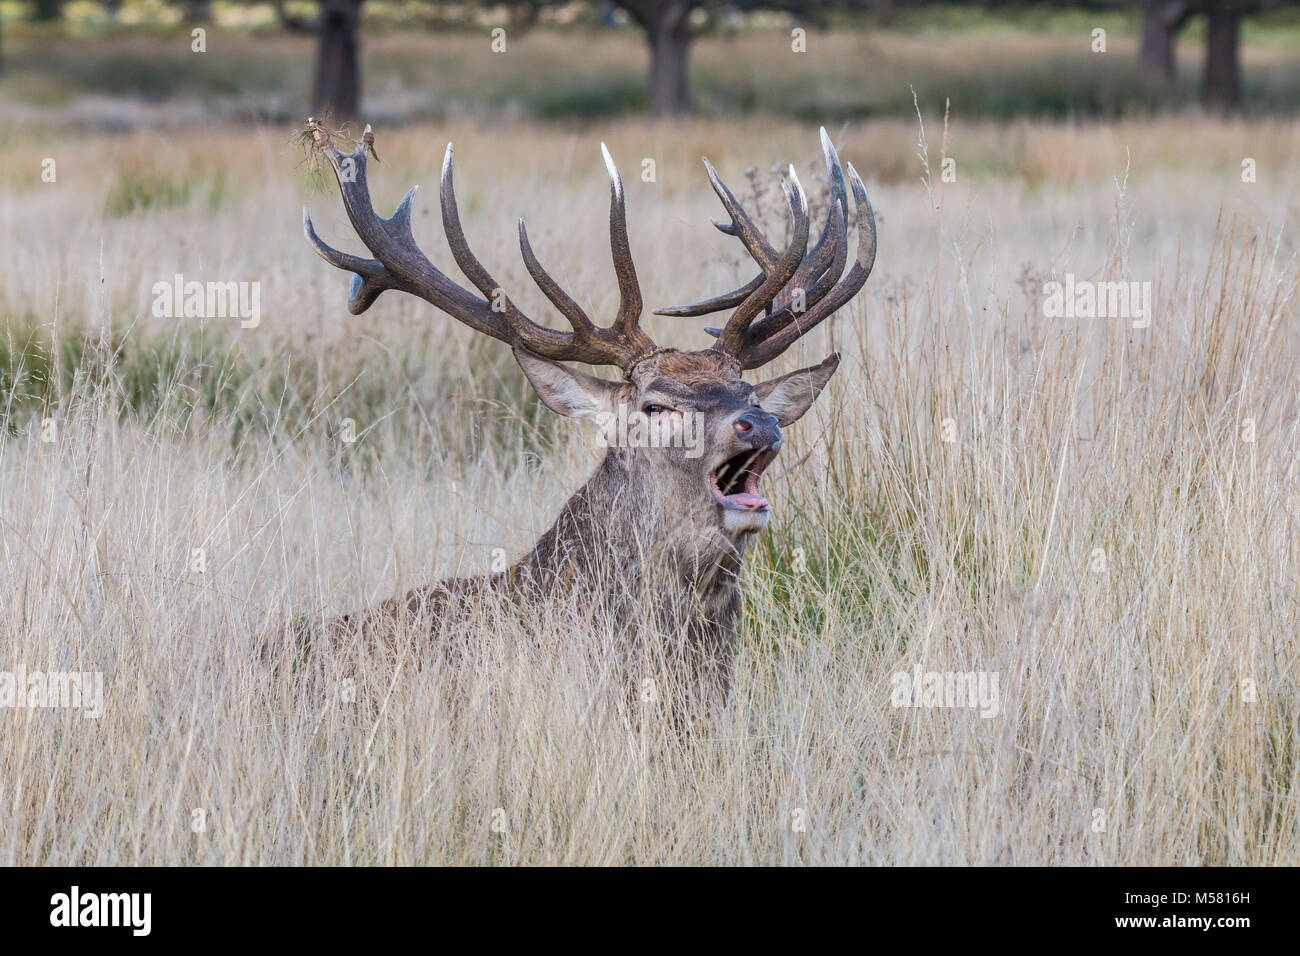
[1,22,1298,864]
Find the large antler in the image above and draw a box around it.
[655,127,876,370]
[302,121,659,372]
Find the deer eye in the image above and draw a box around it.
[641,403,671,416]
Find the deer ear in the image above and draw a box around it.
[513,346,623,421]
[753,353,840,426]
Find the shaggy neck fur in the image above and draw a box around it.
[513,445,751,702]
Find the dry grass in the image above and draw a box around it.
[2,111,1299,864]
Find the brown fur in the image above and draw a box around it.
[272,348,837,711]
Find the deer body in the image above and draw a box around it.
[303,123,876,704]
[365,437,748,700]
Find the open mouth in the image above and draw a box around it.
[709,447,777,512]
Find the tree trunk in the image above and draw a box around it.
[187,0,213,23]
[648,19,691,117]
[30,0,64,22]
[1202,1,1242,115]
[621,1,694,118]
[314,0,363,121]
[1139,0,1190,83]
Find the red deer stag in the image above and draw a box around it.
[299,122,876,705]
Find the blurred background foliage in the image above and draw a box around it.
[0,1,1298,123]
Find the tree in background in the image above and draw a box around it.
[271,0,1275,122]
[5,0,1296,118]
[1138,0,1298,114]
[291,0,708,118]
[1139,0,1194,82]
[279,1,546,123]
[1201,0,1255,113]
[605,1,881,117]
[30,0,66,21]
[276,0,366,120]
[616,1,695,117]
[7,0,70,75]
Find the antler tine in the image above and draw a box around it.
[438,144,583,360]
[736,127,850,343]
[691,203,846,346]
[517,217,599,335]
[649,156,777,319]
[647,129,875,369]
[304,122,661,370]
[652,274,764,318]
[740,160,876,369]
[736,199,847,347]
[711,166,809,358]
[771,127,848,314]
[601,144,651,348]
[441,142,663,368]
[304,141,525,345]
[653,127,847,322]
[703,157,781,271]
[302,206,387,313]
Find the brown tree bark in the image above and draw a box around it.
[619,0,697,118]
[313,0,364,121]
[1202,0,1244,114]
[1139,0,1193,83]
[30,0,65,21]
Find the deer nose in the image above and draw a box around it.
[732,410,781,447]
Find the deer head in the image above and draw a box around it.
[303,123,875,561]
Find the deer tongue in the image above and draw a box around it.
[723,492,769,510]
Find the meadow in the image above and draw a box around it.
[1,22,1298,864]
